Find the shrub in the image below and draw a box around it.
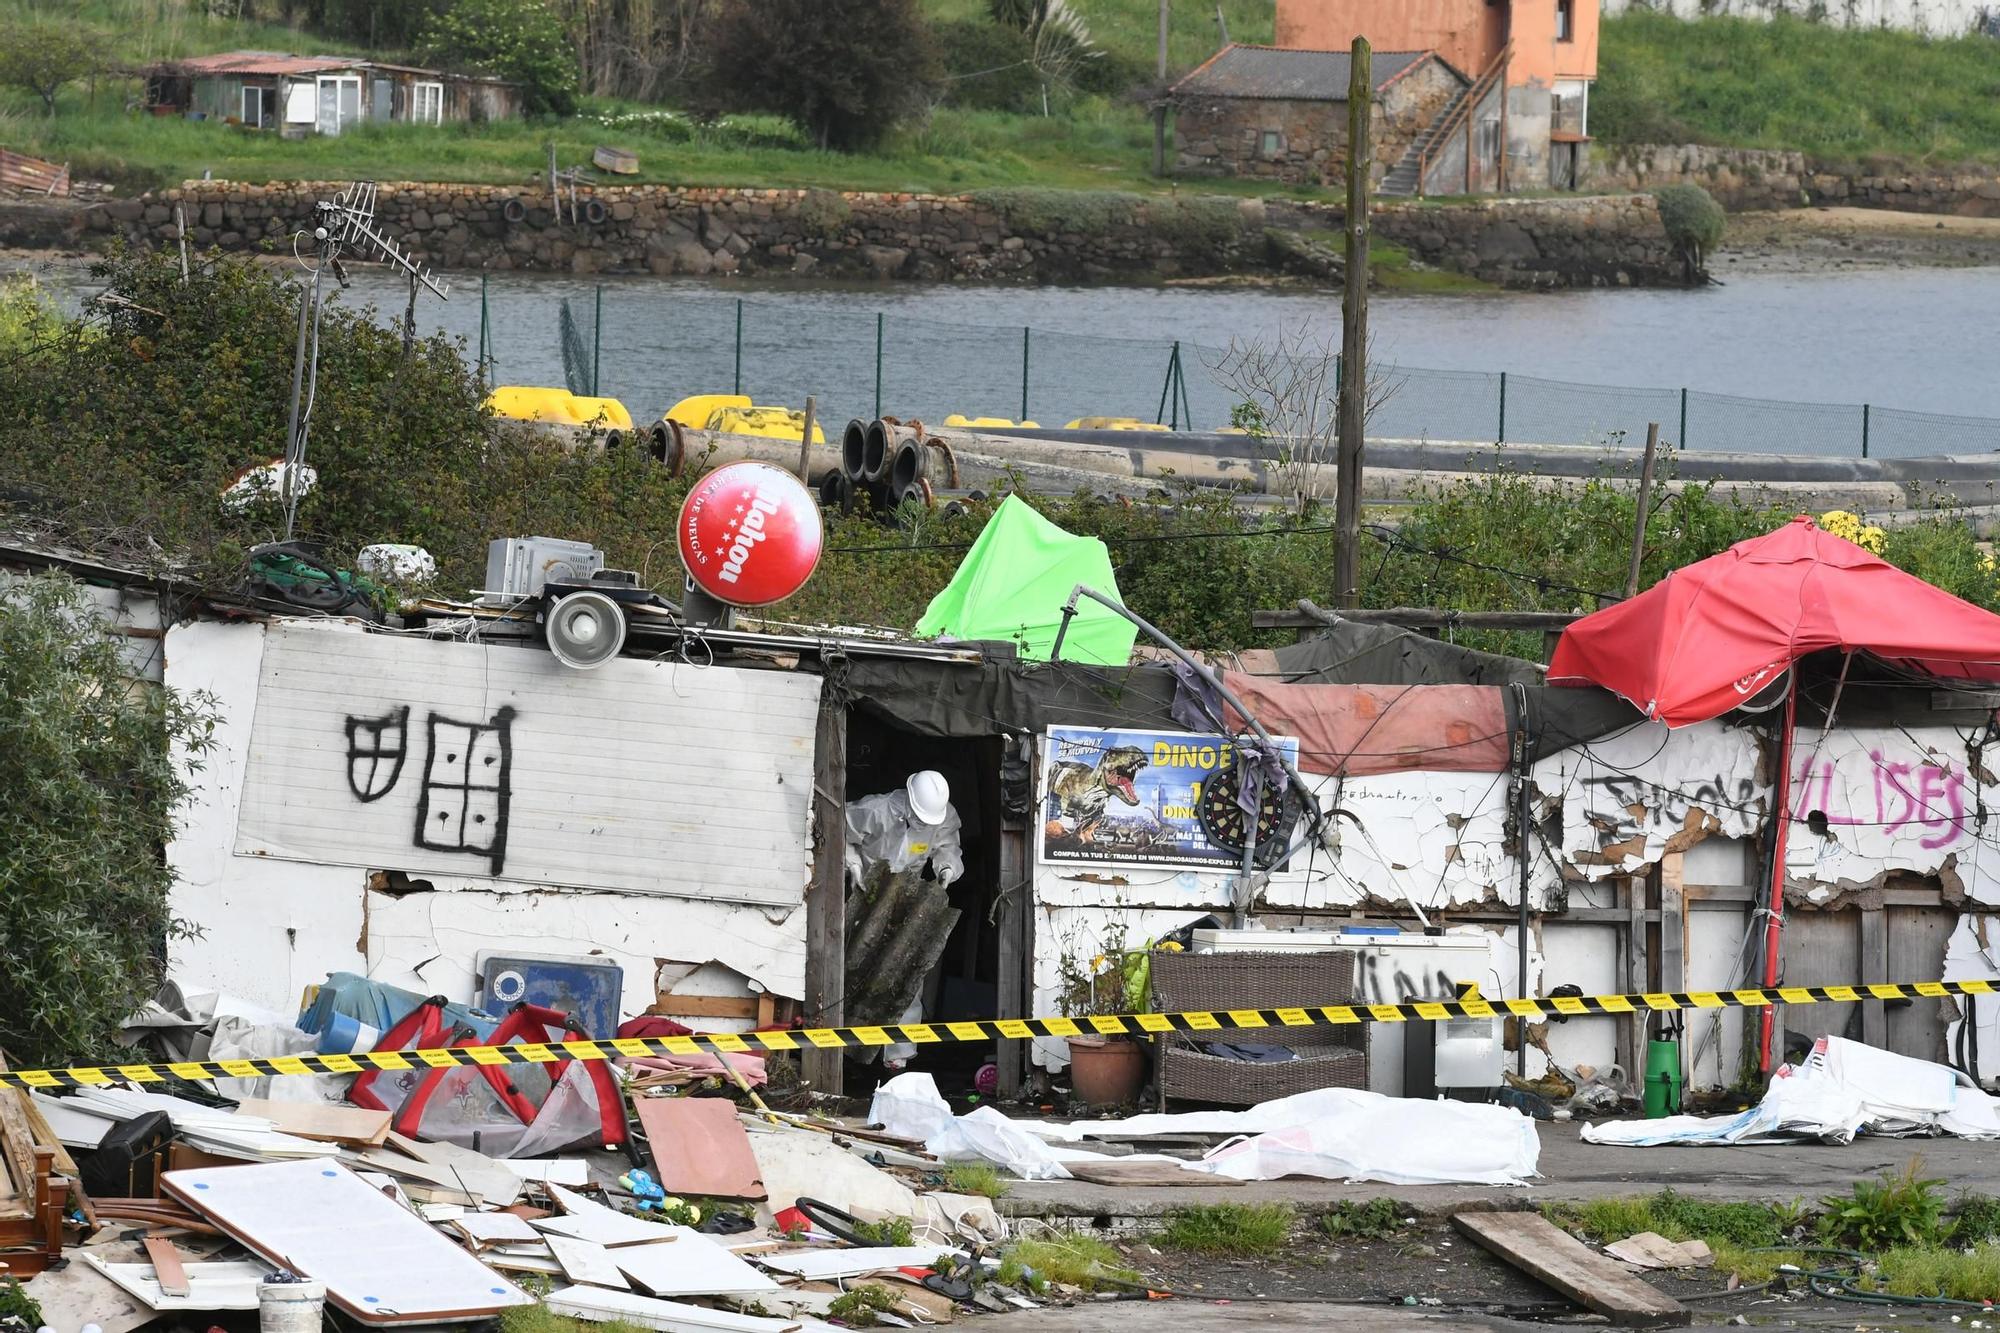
[1654,183,1725,275]
[1152,195,1244,261]
[972,186,1141,236]
[795,188,853,240]
[0,574,218,1068]
[420,0,580,116]
[936,19,1042,113]
[694,0,943,152]
[1819,1159,1947,1252]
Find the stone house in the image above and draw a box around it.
[1274,0,1600,194]
[1171,44,1467,188]
[142,51,519,136]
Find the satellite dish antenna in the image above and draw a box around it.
[280,181,449,540]
[544,589,627,669]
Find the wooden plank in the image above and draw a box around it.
[231,1099,391,1147]
[1059,1159,1243,1187]
[648,994,760,1020]
[634,1098,765,1200]
[142,1235,190,1298]
[1453,1212,1688,1327]
[802,700,848,1096]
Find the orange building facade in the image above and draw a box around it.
[1272,0,1598,191]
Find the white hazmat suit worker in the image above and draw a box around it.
[843,770,963,1067]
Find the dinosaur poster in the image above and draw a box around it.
[1037,725,1302,871]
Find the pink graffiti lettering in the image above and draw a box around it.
[1794,751,1970,849]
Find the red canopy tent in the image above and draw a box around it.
[1549,515,2000,1071]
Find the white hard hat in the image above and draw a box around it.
[906,770,950,825]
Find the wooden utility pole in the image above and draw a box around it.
[1624,422,1662,598]
[1334,37,1372,610]
[1154,0,1170,176]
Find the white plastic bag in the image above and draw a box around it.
[869,1073,1071,1180]
[1193,1090,1540,1185]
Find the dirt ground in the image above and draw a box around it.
[1718,205,2000,273]
[1096,1217,1979,1329]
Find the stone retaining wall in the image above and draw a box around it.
[78,180,1682,288]
[1584,142,2000,217]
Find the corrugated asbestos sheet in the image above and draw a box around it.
[235,620,819,906]
[1172,44,1431,102]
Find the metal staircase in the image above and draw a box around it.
[1378,43,1510,198]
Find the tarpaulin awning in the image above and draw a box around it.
[915,496,1136,665]
[1548,515,2000,727]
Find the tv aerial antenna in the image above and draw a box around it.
[280,181,450,539]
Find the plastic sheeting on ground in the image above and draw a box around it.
[871,1079,1540,1186]
[870,1073,1073,1180]
[1582,1035,2000,1147]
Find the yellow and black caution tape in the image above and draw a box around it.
[4,978,1993,1090]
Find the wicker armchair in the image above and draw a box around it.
[1150,949,1369,1108]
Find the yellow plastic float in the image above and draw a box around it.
[664,394,826,444]
[485,386,634,430]
[942,414,1041,429]
[1063,416,1169,432]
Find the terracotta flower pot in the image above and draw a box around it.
[1066,1034,1146,1108]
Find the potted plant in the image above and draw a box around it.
[1057,926,1148,1109]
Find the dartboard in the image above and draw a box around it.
[1196,759,1300,869]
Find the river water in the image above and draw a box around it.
[29,257,2000,455]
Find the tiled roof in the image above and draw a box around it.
[1172,44,1435,102]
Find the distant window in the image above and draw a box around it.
[413,81,444,126]
[1556,0,1575,41]
[1260,129,1282,158]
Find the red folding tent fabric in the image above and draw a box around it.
[1549,515,2000,726]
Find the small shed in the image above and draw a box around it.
[143,51,519,136]
[1171,43,1466,187]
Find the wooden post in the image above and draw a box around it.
[1624,422,1661,599]
[802,698,848,1097]
[1334,37,1372,610]
[795,394,817,484]
[1154,0,1170,177]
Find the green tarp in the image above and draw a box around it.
[915,496,1137,665]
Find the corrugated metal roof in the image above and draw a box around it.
[156,50,370,77]
[1172,44,1433,102]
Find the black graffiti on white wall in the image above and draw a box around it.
[345,706,410,802]
[340,704,517,873]
[1354,952,1458,1005]
[1584,773,1756,845]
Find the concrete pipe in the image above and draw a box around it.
[648,422,671,464]
[896,478,934,510]
[817,470,845,507]
[890,437,924,493]
[841,418,868,480]
[863,419,895,481]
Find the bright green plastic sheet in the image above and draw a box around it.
[915,497,1136,665]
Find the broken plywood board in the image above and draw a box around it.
[746,1125,916,1217]
[613,1231,781,1298]
[501,1157,589,1186]
[453,1212,543,1248]
[1059,1158,1241,1187]
[232,1098,391,1147]
[1603,1233,1715,1271]
[162,1159,533,1326]
[545,1284,802,1332]
[636,1098,766,1200]
[546,1235,630,1290]
[77,1255,266,1312]
[1453,1212,1689,1328]
[535,1184,670,1247]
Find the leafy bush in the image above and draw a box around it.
[972,186,1141,235]
[694,0,943,152]
[1318,1198,1408,1240]
[1654,183,1724,272]
[795,187,854,240]
[1819,1159,1947,1252]
[1879,515,2000,610]
[0,573,218,1068]
[936,18,1043,113]
[420,0,580,116]
[1948,1194,2000,1247]
[1151,195,1245,261]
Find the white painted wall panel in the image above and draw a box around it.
[1602,0,1984,37]
[236,620,819,906]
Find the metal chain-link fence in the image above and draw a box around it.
[470,283,1989,461]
